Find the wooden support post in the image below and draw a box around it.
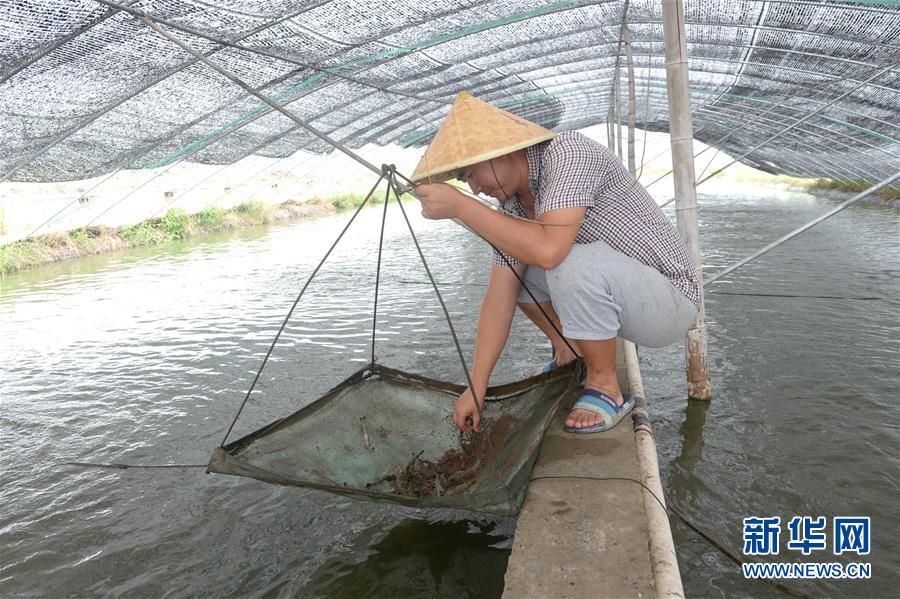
[624,17,637,175]
[615,63,624,160]
[661,0,711,399]
[607,100,616,151]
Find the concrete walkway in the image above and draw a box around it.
[503,348,673,598]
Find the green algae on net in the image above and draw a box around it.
[207,362,582,516]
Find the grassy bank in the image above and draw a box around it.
[1,192,405,276]
[798,178,899,201]
[727,171,899,202]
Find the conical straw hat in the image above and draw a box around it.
[410,91,555,182]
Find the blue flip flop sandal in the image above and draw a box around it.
[564,389,634,434]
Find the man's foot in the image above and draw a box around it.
[528,350,577,377]
[565,387,624,430]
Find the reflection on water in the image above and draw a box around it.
[1,190,897,597]
[303,519,509,599]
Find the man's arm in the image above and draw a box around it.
[470,263,524,390]
[457,196,585,270]
[414,184,585,269]
[453,262,523,431]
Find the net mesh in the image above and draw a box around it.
[1,0,898,183]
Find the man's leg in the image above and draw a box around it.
[517,300,579,365]
[515,266,580,364]
[544,241,699,430]
[565,336,619,429]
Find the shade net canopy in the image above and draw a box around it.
[207,363,583,516]
[1,0,898,185]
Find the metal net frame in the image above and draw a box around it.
[0,0,897,187]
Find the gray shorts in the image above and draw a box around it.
[517,240,699,348]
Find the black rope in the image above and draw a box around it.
[219,173,385,447]
[370,182,391,365]
[530,474,668,513]
[391,170,582,361]
[395,282,883,303]
[64,462,206,470]
[388,171,514,506]
[708,291,882,300]
[530,474,814,599]
[669,508,815,599]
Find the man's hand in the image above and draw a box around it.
[453,386,486,432]
[412,183,464,220]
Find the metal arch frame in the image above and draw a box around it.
[622,17,899,51]
[4,1,897,183]
[32,76,392,222]
[376,90,848,186]
[20,15,898,154]
[388,69,898,155]
[344,51,898,150]
[80,0,608,170]
[478,89,888,180]
[417,16,898,80]
[536,90,899,180]
[0,0,142,85]
[143,127,326,223]
[0,0,339,181]
[738,0,900,17]
[502,70,897,140]
[22,110,232,237]
[512,79,900,153]
[527,75,900,137]
[512,63,898,126]
[681,108,872,184]
[700,95,900,157]
[2,0,592,180]
[693,106,891,182]
[490,41,898,94]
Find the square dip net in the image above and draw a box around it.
[207,363,582,516]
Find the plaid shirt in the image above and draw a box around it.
[491,131,701,308]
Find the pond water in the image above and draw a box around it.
[1,189,897,597]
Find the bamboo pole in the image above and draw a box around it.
[615,64,624,160]
[662,0,711,400]
[607,102,616,151]
[624,16,637,174]
[620,18,683,593]
[704,170,900,286]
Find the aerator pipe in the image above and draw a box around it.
[136,16,384,180]
[696,60,898,186]
[703,170,900,286]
